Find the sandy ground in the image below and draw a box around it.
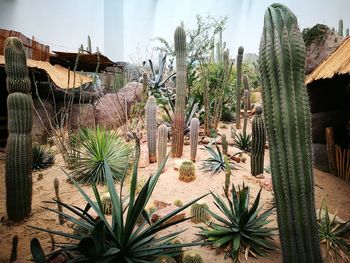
[1,124,350,263]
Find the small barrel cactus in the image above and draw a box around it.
[158,124,168,169]
[235,46,244,129]
[173,199,183,207]
[251,104,266,176]
[190,202,210,223]
[221,134,228,155]
[183,251,203,263]
[190,117,200,162]
[145,96,157,163]
[178,160,196,182]
[101,192,112,215]
[54,178,64,225]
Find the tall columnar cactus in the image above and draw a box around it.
[142,72,148,93]
[346,28,350,37]
[171,26,187,157]
[87,35,92,53]
[235,46,244,129]
[157,124,168,169]
[5,37,33,221]
[221,133,228,155]
[243,74,251,109]
[224,156,231,195]
[242,89,250,137]
[259,4,321,262]
[145,96,157,163]
[338,19,344,36]
[190,117,199,162]
[251,105,266,177]
[54,178,64,225]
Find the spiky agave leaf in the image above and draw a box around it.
[201,144,234,175]
[197,183,276,262]
[32,144,55,171]
[233,131,252,152]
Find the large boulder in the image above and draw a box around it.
[95,82,144,128]
[32,99,54,143]
[69,103,95,130]
[313,143,329,172]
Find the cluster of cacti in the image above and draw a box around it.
[4,37,33,222]
[339,19,344,36]
[221,134,228,155]
[251,105,266,177]
[190,117,200,162]
[179,160,196,182]
[224,156,231,195]
[171,26,187,157]
[259,4,321,261]
[190,202,210,223]
[158,124,168,169]
[235,46,244,129]
[101,192,112,215]
[173,199,183,207]
[183,251,203,263]
[145,96,157,163]
[243,89,250,137]
[53,178,64,225]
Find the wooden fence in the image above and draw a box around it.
[0,28,50,61]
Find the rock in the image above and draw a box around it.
[312,111,346,144]
[139,147,149,168]
[231,156,241,163]
[69,103,95,130]
[32,99,54,144]
[200,137,210,144]
[151,205,186,224]
[313,143,329,172]
[259,175,273,191]
[154,200,172,209]
[95,82,143,128]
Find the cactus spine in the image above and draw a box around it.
[242,89,250,137]
[158,124,168,169]
[251,105,266,176]
[224,156,231,195]
[178,160,196,182]
[338,19,344,36]
[145,96,157,163]
[5,37,33,221]
[171,26,187,157]
[54,178,64,225]
[259,4,321,262]
[221,133,228,155]
[235,46,244,129]
[190,117,199,162]
[190,202,210,223]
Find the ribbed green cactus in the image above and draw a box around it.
[224,156,231,195]
[54,178,64,225]
[338,19,344,36]
[190,117,199,162]
[259,4,321,262]
[243,89,250,137]
[171,26,187,157]
[243,74,251,110]
[235,46,244,129]
[190,202,210,223]
[173,199,183,207]
[101,192,112,215]
[251,105,266,177]
[178,160,196,182]
[145,96,157,163]
[158,124,168,169]
[142,72,148,93]
[5,37,33,222]
[346,28,349,37]
[221,134,228,155]
[87,35,92,53]
[183,251,203,263]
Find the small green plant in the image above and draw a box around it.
[233,131,252,152]
[221,134,228,155]
[197,183,276,262]
[32,144,55,171]
[179,160,196,182]
[318,199,350,262]
[201,144,233,175]
[183,251,203,263]
[174,199,183,207]
[190,202,210,223]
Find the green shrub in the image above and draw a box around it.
[32,144,55,171]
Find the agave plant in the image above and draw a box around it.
[318,199,350,262]
[71,126,132,185]
[201,144,235,175]
[233,131,251,152]
[30,133,207,262]
[32,144,55,171]
[197,183,276,262]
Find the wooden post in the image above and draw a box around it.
[325,127,336,175]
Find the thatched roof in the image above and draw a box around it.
[306,37,350,84]
[0,55,92,89]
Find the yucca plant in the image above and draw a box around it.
[32,144,55,171]
[70,126,132,185]
[30,133,208,262]
[201,144,235,175]
[233,131,251,152]
[318,199,350,262]
[197,183,276,262]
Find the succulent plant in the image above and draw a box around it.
[221,133,228,155]
[179,160,196,182]
[158,124,168,169]
[224,156,231,196]
[146,96,158,163]
[243,89,250,137]
[4,37,33,222]
[201,144,233,175]
[190,117,200,162]
[235,46,244,129]
[54,178,64,225]
[243,74,251,108]
[171,26,187,157]
[233,131,252,152]
[346,28,349,37]
[101,192,112,215]
[173,199,183,207]
[183,251,203,263]
[339,19,344,36]
[251,104,266,176]
[190,202,210,223]
[259,4,321,261]
[32,144,55,171]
